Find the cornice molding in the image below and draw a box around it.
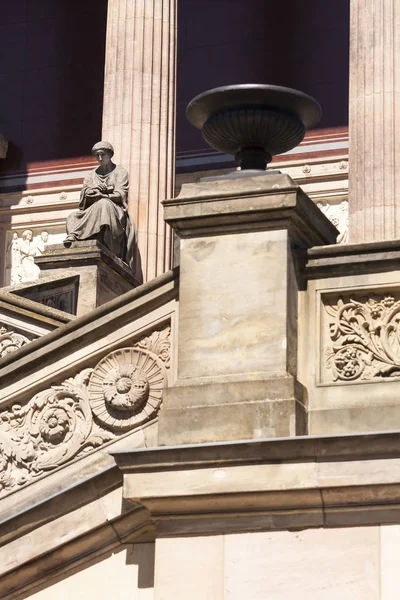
[113,430,400,537]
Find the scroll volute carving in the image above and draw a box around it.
[0,327,170,497]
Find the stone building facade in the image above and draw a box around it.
[1,1,400,599]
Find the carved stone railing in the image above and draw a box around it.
[0,327,170,498]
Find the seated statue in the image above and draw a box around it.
[64,141,136,270]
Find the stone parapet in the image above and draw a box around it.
[300,238,400,435]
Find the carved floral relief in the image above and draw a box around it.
[0,325,31,358]
[324,294,400,382]
[0,327,170,497]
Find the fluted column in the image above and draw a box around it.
[348,0,400,242]
[102,0,176,281]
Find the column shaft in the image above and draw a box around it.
[348,0,400,242]
[102,0,176,281]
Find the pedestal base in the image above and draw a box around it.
[35,241,140,316]
[159,375,307,445]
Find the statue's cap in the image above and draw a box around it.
[91,141,114,156]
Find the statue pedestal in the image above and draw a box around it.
[159,173,338,445]
[35,241,140,317]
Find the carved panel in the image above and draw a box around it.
[317,200,348,244]
[0,324,31,358]
[0,327,170,497]
[5,229,65,286]
[322,293,400,383]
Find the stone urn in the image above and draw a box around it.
[186,84,321,171]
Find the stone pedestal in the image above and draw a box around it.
[35,241,139,317]
[158,173,338,445]
[102,0,177,282]
[348,0,400,242]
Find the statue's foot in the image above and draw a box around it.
[63,234,77,247]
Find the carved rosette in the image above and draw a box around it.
[88,348,166,431]
[324,295,400,382]
[0,327,170,497]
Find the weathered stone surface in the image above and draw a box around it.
[164,173,338,245]
[159,174,336,445]
[153,528,380,600]
[159,377,307,444]
[155,537,223,600]
[35,241,140,316]
[223,529,379,600]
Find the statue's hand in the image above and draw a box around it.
[84,190,103,205]
[86,188,98,197]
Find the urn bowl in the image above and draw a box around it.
[186,84,322,170]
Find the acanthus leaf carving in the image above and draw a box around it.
[324,294,400,382]
[0,326,170,497]
[136,327,171,368]
[0,325,31,358]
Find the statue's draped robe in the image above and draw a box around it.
[66,165,136,271]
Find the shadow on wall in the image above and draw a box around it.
[126,543,155,589]
[12,543,155,600]
[0,0,108,183]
